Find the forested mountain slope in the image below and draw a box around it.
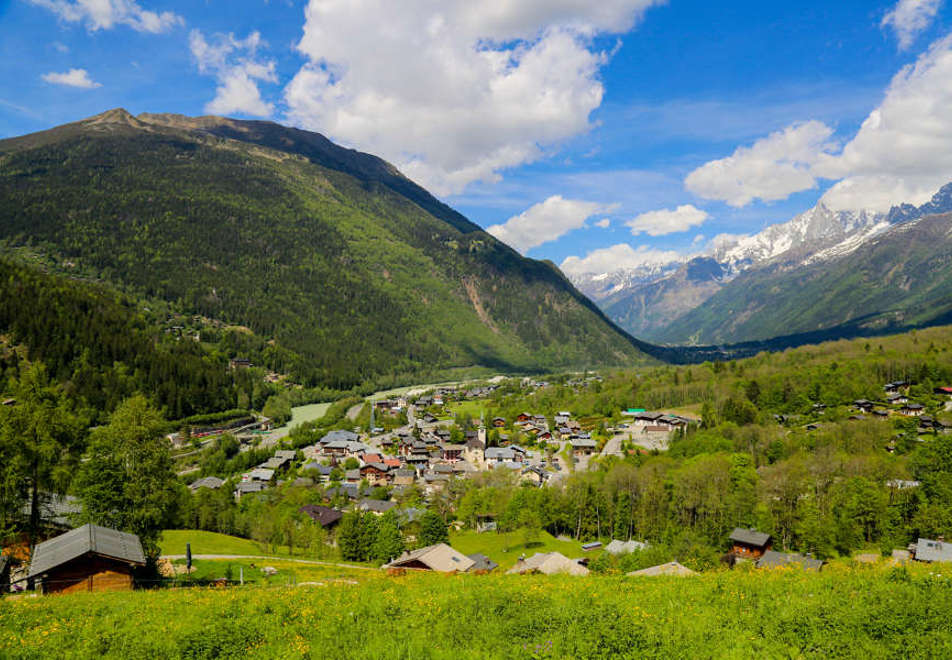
[0,109,652,388]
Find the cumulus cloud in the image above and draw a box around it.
[595,218,611,228]
[560,243,684,276]
[486,195,618,253]
[627,203,709,236]
[882,0,942,50]
[685,121,835,207]
[29,0,182,33]
[190,30,277,117]
[284,0,665,195]
[41,68,101,88]
[683,34,952,213]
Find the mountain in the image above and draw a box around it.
[572,183,952,344]
[660,199,952,345]
[0,109,654,390]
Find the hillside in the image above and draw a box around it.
[661,211,952,345]
[3,567,950,658]
[0,109,652,390]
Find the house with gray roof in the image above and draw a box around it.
[357,499,397,514]
[756,550,823,571]
[28,524,145,594]
[729,528,772,558]
[189,476,224,492]
[320,429,359,445]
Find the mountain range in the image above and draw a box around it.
[0,109,654,393]
[572,183,952,347]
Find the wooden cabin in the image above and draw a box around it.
[28,524,145,595]
[729,528,772,559]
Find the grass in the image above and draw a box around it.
[446,400,489,419]
[3,564,951,658]
[159,530,300,559]
[167,558,373,587]
[449,530,595,570]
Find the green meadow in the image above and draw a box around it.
[3,564,951,659]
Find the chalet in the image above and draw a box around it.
[359,463,391,485]
[756,550,823,571]
[912,537,952,563]
[884,381,909,393]
[384,543,475,573]
[853,400,875,413]
[247,468,274,482]
[234,481,266,501]
[298,505,343,529]
[319,429,360,446]
[729,528,772,559]
[323,484,367,501]
[392,469,416,486]
[484,446,517,464]
[521,466,548,486]
[554,412,572,425]
[28,524,145,594]
[537,431,553,443]
[507,552,589,576]
[887,392,909,405]
[362,453,383,464]
[261,455,292,472]
[571,437,597,456]
[491,417,506,428]
[900,403,925,417]
[357,499,397,515]
[302,463,333,483]
[189,476,224,492]
[438,444,463,462]
[406,453,430,468]
[467,553,498,573]
[229,357,252,370]
[344,469,361,484]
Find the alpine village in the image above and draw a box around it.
[5,1,952,657]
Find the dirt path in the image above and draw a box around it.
[161,554,378,571]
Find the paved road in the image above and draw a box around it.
[162,554,378,570]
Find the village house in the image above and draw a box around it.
[755,550,823,571]
[392,469,416,487]
[234,481,266,501]
[189,476,224,492]
[491,417,506,428]
[729,528,772,559]
[441,444,464,462]
[463,437,485,465]
[359,463,391,485]
[298,504,343,529]
[571,436,597,457]
[900,403,925,417]
[28,524,146,594]
[357,499,397,515]
[507,552,589,576]
[384,543,476,573]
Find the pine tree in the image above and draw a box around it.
[419,511,448,547]
[372,510,405,564]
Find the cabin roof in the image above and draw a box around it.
[29,524,145,577]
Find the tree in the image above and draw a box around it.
[372,510,405,564]
[0,364,84,550]
[419,511,448,547]
[74,395,178,558]
[337,511,364,561]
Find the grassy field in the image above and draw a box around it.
[159,530,309,559]
[3,565,951,658]
[449,530,594,569]
[167,557,374,587]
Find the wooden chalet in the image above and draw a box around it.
[729,528,772,559]
[28,524,145,595]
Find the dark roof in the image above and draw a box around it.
[299,505,344,527]
[29,524,145,577]
[320,429,359,445]
[467,553,499,572]
[756,550,823,571]
[189,476,224,491]
[729,528,771,548]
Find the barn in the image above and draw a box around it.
[28,524,146,595]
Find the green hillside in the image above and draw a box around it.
[659,212,952,346]
[0,109,651,390]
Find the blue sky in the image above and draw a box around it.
[3,1,952,275]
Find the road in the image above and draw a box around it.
[161,554,378,570]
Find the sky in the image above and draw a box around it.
[3,0,952,276]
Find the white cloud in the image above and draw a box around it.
[882,0,942,50]
[52,41,69,53]
[285,0,665,195]
[486,195,618,253]
[595,218,611,228]
[560,243,683,277]
[691,233,706,247]
[685,34,952,214]
[685,121,835,207]
[817,34,952,210]
[41,68,101,89]
[29,0,183,33]
[627,203,709,236]
[189,30,277,117]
